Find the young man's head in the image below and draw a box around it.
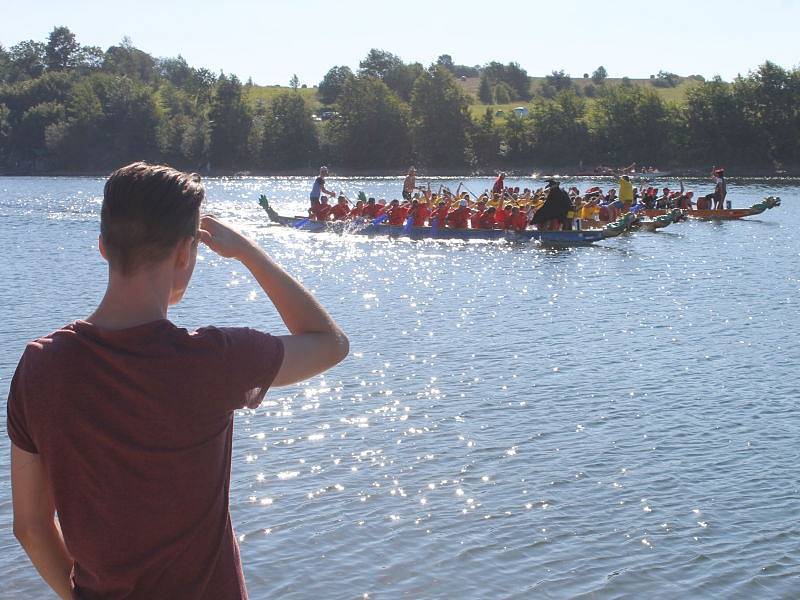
[100,162,204,302]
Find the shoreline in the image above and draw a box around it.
[2,167,800,179]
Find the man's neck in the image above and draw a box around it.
[87,267,172,330]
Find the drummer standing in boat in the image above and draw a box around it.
[310,166,337,211]
[403,167,417,200]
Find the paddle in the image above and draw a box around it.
[403,215,414,235]
[461,182,480,199]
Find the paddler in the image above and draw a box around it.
[362,197,381,219]
[447,199,471,229]
[471,198,487,229]
[410,198,430,227]
[509,206,528,232]
[330,195,350,220]
[432,200,449,228]
[386,199,408,225]
[349,199,365,218]
[494,204,509,228]
[478,207,497,229]
[315,196,332,221]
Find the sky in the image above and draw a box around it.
[2,0,799,86]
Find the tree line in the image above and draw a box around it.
[1,27,799,174]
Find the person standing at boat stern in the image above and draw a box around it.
[7,162,349,599]
[403,167,417,200]
[619,174,634,210]
[712,167,727,209]
[310,166,337,211]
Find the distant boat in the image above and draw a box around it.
[641,197,781,220]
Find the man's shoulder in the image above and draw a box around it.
[19,322,82,365]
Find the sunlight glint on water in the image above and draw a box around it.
[0,176,799,599]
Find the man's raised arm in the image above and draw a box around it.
[199,216,349,386]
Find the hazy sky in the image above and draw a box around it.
[3,0,799,85]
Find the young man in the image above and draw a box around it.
[8,162,349,599]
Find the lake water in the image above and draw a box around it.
[1,175,799,599]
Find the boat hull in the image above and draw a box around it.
[641,208,753,220]
[269,214,607,244]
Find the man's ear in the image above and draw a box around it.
[98,235,108,261]
[174,236,194,269]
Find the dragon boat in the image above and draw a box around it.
[640,196,781,220]
[258,196,634,245]
[631,208,686,231]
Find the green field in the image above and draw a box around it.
[245,76,702,120]
[460,76,701,119]
[245,85,320,111]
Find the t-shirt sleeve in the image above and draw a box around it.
[213,327,284,410]
[6,349,38,453]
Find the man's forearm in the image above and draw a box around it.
[16,520,73,599]
[239,242,343,338]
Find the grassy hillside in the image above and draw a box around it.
[459,76,702,119]
[245,75,703,120]
[245,85,321,111]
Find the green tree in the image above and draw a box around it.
[471,107,501,167]
[7,41,46,82]
[102,38,156,82]
[587,84,675,165]
[652,70,680,88]
[263,92,318,168]
[208,74,252,168]
[0,103,11,162]
[502,111,534,164]
[289,74,299,90]
[733,61,800,166]
[326,76,410,168]
[410,65,472,167]
[481,62,531,101]
[591,66,607,84]
[530,90,588,164]
[545,70,572,92]
[0,44,11,83]
[45,26,80,71]
[358,49,421,100]
[478,74,493,103]
[318,65,353,104]
[359,49,404,79]
[493,82,513,104]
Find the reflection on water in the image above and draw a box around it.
[1,176,799,599]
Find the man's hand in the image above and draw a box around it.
[199,216,254,260]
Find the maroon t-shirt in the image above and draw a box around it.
[7,320,284,599]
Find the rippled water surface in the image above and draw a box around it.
[1,175,799,599]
